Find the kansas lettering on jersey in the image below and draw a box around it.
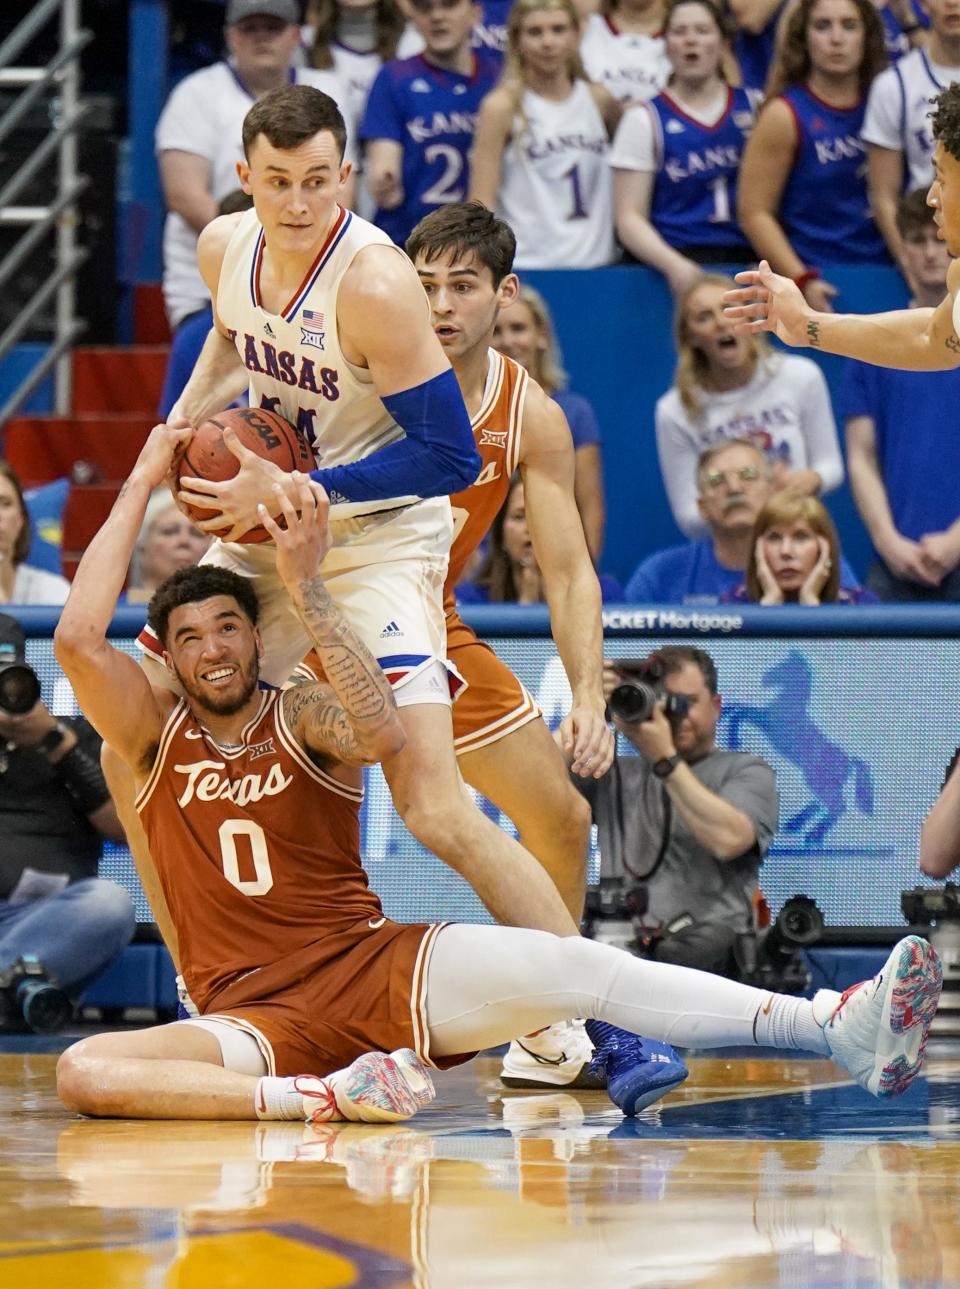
[472,0,511,55]
[579,13,670,104]
[648,87,757,251]
[217,205,420,517]
[779,86,887,266]
[136,693,382,1011]
[499,82,615,269]
[359,52,499,247]
[445,350,527,603]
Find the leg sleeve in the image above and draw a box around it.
[423,923,776,1059]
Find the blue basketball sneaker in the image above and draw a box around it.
[585,1022,689,1116]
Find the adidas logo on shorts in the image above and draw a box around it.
[379,621,402,638]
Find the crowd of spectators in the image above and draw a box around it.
[132,0,960,609]
[7,0,960,615]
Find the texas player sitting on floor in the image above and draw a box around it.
[53,426,941,1121]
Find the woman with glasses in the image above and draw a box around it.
[656,274,843,537]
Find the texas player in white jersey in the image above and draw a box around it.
[725,86,960,380]
[138,82,597,946]
[469,0,620,269]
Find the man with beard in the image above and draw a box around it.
[52,426,941,1121]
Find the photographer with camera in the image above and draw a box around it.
[576,646,778,975]
[0,613,134,1031]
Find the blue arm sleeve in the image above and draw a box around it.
[310,367,481,504]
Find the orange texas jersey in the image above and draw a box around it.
[444,349,527,603]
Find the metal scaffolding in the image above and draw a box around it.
[0,0,91,430]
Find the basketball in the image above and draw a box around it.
[177,407,313,543]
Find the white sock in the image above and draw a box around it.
[255,1076,304,1120]
[752,991,838,1055]
[254,1075,333,1121]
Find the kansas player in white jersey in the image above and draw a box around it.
[134,83,590,948]
[725,86,960,381]
[470,0,620,268]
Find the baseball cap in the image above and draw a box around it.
[225,0,300,25]
[0,613,26,666]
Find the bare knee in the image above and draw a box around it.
[556,785,591,849]
[399,791,475,858]
[57,1038,110,1115]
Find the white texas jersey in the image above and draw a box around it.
[579,12,670,105]
[498,82,615,269]
[862,48,960,190]
[217,206,420,517]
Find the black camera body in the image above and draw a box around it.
[0,955,71,1033]
[0,660,41,715]
[608,654,692,725]
[736,894,825,994]
[902,884,960,925]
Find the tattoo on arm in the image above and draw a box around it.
[283,685,364,763]
[286,574,396,759]
[806,320,821,348]
[946,334,960,355]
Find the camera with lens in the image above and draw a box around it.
[736,894,825,994]
[0,659,40,715]
[901,883,960,925]
[0,955,71,1033]
[607,654,691,725]
[583,878,649,953]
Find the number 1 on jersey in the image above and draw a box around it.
[562,164,587,220]
[707,175,731,224]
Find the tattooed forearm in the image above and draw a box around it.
[286,571,398,761]
[806,319,820,348]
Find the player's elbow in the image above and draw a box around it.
[444,442,483,493]
[356,720,406,765]
[54,618,91,671]
[919,823,960,880]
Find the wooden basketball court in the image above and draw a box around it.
[2,1041,959,1287]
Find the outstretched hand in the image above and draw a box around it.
[258,473,332,592]
[723,260,816,348]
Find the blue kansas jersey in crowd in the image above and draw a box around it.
[360,52,499,247]
[648,86,756,251]
[778,85,889,266]
[473,0,511,56]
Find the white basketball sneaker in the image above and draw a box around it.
[500,1020,606,1089]
[813,935,942,1098]
[297,1048,436,1124]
